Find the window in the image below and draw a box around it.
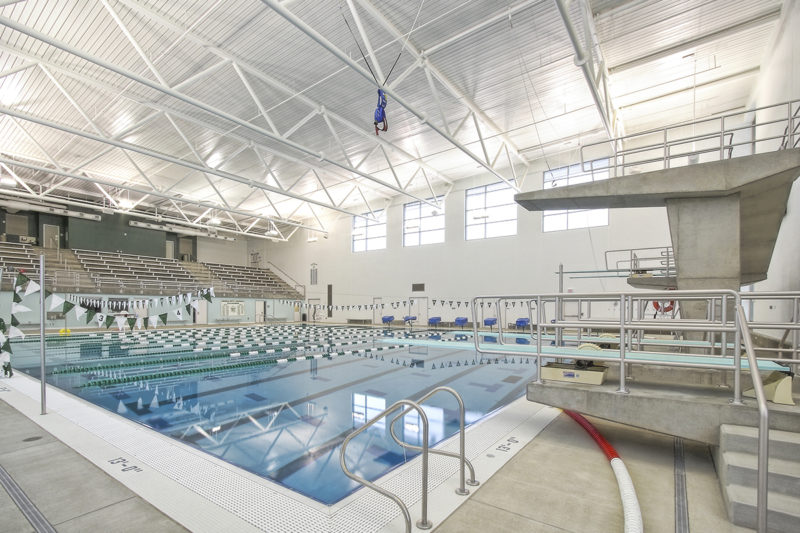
[352,393,385,430]
[465,181,517,240]
[542,159,610,232]
[352,210,386,252]
[403,196,445,246]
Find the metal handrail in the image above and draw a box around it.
[388,386,479,495]
[266,260,306,298]
[340,399,433,532]
[736,305,769,533]
[581,99,800,177]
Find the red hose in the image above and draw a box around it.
[564,409,619,461]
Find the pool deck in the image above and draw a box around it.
[0,368,751,533]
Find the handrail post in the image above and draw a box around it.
[388,387,479,496]
[732,302,743,405]
[618,294,628,393]
[536,296,543,384]
[736,305,769,533]
[721,294,728,357]
[340,399,432,533]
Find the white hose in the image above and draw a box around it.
[610,457,644,533]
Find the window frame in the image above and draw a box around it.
[403,196,446,247]
[542,159,610,233]
[351,210,387,252]
[464,181,518,241]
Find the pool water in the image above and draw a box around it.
[12,325,538,504]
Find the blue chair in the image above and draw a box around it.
[428,316,441,329]
[382,315,394,326]
[515,317,530,329]
[403,315,417,327]
[454,317,468,329]
[483,317,497,331]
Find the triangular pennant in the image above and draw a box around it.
[159,313,168,326]
[148,315,158,329]
[190,300,199,310]
[10,315,20,327]
[0,318,5,333]
[63,301,75,314]
[1,340,10,353]
[8,325,24,339]
[11,303,30,314]
[73,305,85,319]
[209,287,215,297]
[104,315,116,329]
[202,292,212,302]
[12,291,23,303]
[127,317,137,331]
[15,272,29,287]
[135,317,143,330]
[49,294,65,311]
[86,310,97,324]
[185,304,192,315]
[114,315,125,330]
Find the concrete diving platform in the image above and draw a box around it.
[515,149,800,294]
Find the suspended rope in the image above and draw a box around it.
[341,0,425,135]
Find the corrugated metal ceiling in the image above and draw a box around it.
[0,0,784,240]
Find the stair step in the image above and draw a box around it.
[721,424,800,461]
[725,483,800,532]
[722,451,800,495]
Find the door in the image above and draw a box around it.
[308,298,321,322]
[43,224,60,249]
[165,240,175,260]
[372,297,382,324]
[410,296,428,324]
[256,300,266,322]
[195,299,208,324]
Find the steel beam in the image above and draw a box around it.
[261,0,519,189]
[0,15,436,206]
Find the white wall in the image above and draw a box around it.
[253,165,671,323]
[750,0,800,324]
[196,236,248,265]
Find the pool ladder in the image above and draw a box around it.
[339,386,479,532]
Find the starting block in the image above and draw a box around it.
[744,371,795,405]
[541,362,608,385]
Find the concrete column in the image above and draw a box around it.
[666,195,740,319]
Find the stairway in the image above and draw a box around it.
[31,247,98,292]
[716,424,800,531]
[181,261,216,288]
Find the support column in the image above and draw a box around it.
[666,195,741,320]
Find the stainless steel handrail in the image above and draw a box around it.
[340,399,432,532]
[388,386,479,495]
[736,305,769,533]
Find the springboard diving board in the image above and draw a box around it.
[378,337,788,372]
[446,331,736,350]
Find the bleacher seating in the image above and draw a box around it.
[73,249,196,293]
[0,242,39,284]
[202,262,302,298]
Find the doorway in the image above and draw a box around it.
[372,297,382,324]
[43,224,60,250]
[165,240,175,260]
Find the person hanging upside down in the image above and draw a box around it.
[374,89,387,135]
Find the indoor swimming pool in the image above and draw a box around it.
[10,324,539,505]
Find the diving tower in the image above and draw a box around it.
[516,149,800,301]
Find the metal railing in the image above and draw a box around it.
[266,261,306,298]
[580,99,800,177]
[737,305,769,533]
[469,290,778,533]
[340,399,433,532]
[340,387,476,532]
[469,289,800,402]
[388,387,478,495]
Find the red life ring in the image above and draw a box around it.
[653,300,674,313]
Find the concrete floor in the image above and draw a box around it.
[435,414,751,533]
[0,387,749,533]
[0,400,186,533]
